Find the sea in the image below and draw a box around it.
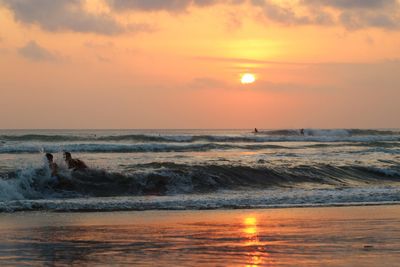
[0,129,399,212]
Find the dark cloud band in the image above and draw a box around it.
[1,0,399,32]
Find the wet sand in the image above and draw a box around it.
[0,205,399,266]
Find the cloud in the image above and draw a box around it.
[97,55,112,63]
[107,0,230,12]
[302,0,400,30]
[108,0,399,30]
[195,55,312,66]
[339,10,400,30]
[245,79,329,92]
[249,0,400,29]
[1,0,136,35]
[84,40,114,49]
[187,77,226,89]
[2,0,399,32]
[303,0,397,9]
[187,76,326,92]
[18,40,56,61]
[108,0,400,30]
[251,0,333,26]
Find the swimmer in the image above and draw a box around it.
[45,153,58,177]
[64,152,88,171]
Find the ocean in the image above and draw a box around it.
[0,129,399,212]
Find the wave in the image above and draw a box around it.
[1,129,399,144]
[263,129,400,136]
[1,140,399,154]
[0,143,291,154]
[2,189,400,212]
[0,134,86,142]
[1,162,399,203]
[2,142,400,154]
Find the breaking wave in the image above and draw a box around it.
[1,142,399,154]
[1,129,399,144]
[0,143,292,154]
[0,161,399,212]
[1,128,399,212]
[0,162,399,202]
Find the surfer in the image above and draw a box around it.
[300,128,304,135]
[64,152,88,171]
[45,153,58,177]
[254,128,259,133]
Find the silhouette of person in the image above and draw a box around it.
[64,152,88,171]
[45,153,58,177]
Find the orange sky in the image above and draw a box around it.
[0,0,399,129]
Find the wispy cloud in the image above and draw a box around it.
[97,55,112,63]
[187,77,227,89]
[84,40,114,49]
[195,56,315,65]
[18,41,56,62]
[107,0,236,12]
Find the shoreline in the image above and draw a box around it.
[2,200,400,213]
[1,205,399,266]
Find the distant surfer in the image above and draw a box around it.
[300,129,304,136]
[45,153,58,177]
[64,152,88,171]
[254,128,259,133]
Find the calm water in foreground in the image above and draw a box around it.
[0,206,399,266]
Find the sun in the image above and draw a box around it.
[241,73,256,84]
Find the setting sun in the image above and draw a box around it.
[241,73,256,84]
[0,0,399,266]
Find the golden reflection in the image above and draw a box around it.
[244,217,257,235]
[242,216,266,267]
[244,217,257,225]
[244,226,257,235]
[243,216,259,244]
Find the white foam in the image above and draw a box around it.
[0,160,57,202]
[1,186,400,212]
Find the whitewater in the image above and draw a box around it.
[0,129,399,212]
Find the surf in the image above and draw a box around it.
[1,161,399,202]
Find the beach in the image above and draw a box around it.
[1,205,399,266]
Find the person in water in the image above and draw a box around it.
[300,128,305,135]
[64,152,88,171]
[45,153,75,189]
[45,153,58,177]
[254,128,259,133]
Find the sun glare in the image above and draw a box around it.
[241,73,256,84]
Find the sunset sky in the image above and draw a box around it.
[0,0,399,129]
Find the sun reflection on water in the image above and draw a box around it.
[244,217,258,236]
[243,216,267,267]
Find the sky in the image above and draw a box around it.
[0,0,399,129]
